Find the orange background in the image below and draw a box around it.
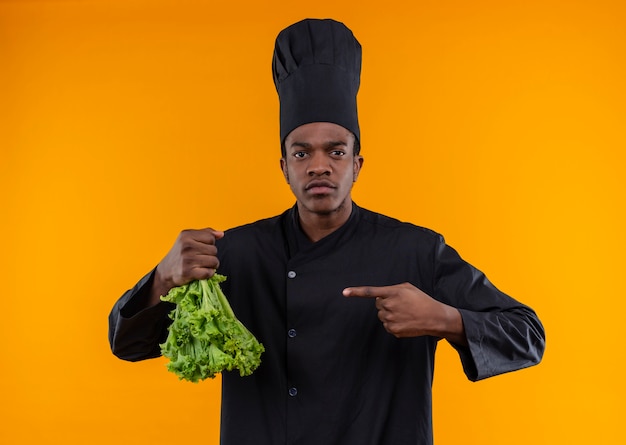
[1,0,625,444]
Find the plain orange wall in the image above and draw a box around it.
[1,0,625,444]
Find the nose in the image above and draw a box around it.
[307,151,331,176]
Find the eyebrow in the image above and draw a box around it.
[289,140,347,149]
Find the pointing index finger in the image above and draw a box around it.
[343,286,388,298]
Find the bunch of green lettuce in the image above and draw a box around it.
[159,273,264,383]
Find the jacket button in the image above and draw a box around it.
[288,329,297,338]
[288,387,298,397]
[287,270,296,278]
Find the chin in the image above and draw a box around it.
[303,198,347,215]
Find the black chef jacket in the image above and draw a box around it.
[109,203,545,445]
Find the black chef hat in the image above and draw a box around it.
[272,18,362,147]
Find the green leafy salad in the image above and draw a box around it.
[159,274,265,383]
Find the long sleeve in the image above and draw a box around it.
[108,269,175,362]
[432,236,546,381]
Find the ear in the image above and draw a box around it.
[353,155,364,182]
[280,158,289,183]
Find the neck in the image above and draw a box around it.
[297,200,353,243]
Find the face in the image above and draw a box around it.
[280,122,364,218]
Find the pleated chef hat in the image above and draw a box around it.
[272,18,362,147]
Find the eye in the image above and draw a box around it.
[293,151,307,159]
[330,149,346,157]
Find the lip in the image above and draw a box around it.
[305,180,336,194]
